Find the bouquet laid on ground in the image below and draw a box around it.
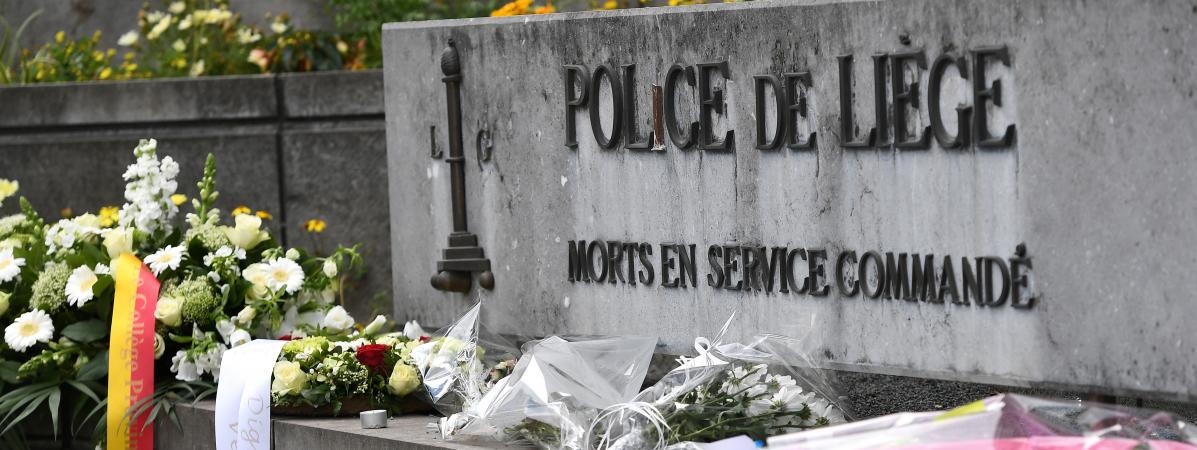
[0,138,384,445]
[766,393,1197,449]
[269,329,433,416]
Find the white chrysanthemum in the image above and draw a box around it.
[65,265,98,307]
[145,245,185,275]
[5,309,54,352]
[0,247,25,282]
[265,258,304,294]
[119,139,180,235]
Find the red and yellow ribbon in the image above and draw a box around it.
[107,254,159,450]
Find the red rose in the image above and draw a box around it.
[355,344,390,373]
[277,335,294,341]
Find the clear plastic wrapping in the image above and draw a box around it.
[767,393,1197,450]
[440,334,658,449]
[411,302,521,415]
[587,316,852,450]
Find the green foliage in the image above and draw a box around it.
[0,9,42,84]
[14,30,121,83]
[328,0,499,68]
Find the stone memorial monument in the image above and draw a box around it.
[385,0,1197,403]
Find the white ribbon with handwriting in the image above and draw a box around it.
[215,339,286,450]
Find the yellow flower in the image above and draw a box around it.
[532,2,556,14]
[55,31,65,44]
[170,194,187,206]
[231,205,252,217]
[602,0,618,9]
[491,0,533,16]
[99,68,112,80]
[304,219,326,233]
[99,206,119,227]
[254,210,272,220]
[0,179,18,204]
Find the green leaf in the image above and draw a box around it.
[0,361,20,384]
[75,351,108,382]
[47,388,61,438]
[60,319,107,343]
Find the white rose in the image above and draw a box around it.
[0,290,9,317]
[235,306,256,326]
[103,227,134,260]
[270,361,308,396]
[387,363,420,396]
[362,315,386,335]
[223,215,267,250]
[321,306,354,332]
[155,297,182,327]
[322,259,338,278]
[153,333,165,359]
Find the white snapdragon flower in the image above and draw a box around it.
[94,263,111,275]
[229,329,252,348]
[195,344,227,380]
[322,305,354,332]
[65,265,99,307]
[322,259,338,278]
[265,258,304,294]
[119,139,179,235]
[145,245,185,275]
[4,309,54,352]
[0,247,25,282]
[45,216,102,255]
[171,351,200,382]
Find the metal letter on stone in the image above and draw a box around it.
[430,39,494,294]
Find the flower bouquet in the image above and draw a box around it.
[0,138,392,445]
[269,332,433,416]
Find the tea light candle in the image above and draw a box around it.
[360,410,388,429]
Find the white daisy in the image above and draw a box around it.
[65,265,99,307]
[145,245,185,275]
[265,258,304,294]
[5,309,54,352]
[0,247,26,282]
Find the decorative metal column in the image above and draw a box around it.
[431,39,494,293]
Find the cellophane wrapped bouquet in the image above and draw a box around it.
[767,393,1197,450]
[0,138,388,443]
[586,322,850,450]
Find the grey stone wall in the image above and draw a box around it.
[384,0,1197,405]
[0,70,391,320]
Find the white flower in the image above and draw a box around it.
[118,30,139,47]
[5,310,54,352]
[168,1,186,13]
[146,11,166,24]
[195,344,226,380]
[147,14,173,40]
[223,214,267,250]
[285,248,300,260]
[229,329,252,348]
[145,245,185,275]
[234,306,256,326]
[402,320,427,340]
[362,315,387,335]
[119,139,179,234]
[172,39,186,52]
[94,263,111,275]
[271,21,288,34]
[155,297,182,327]
[723,364,767,395]
[331,338,367,351]
[102,227,134,260]
[65,265,98,307]
[45,216,102,255]
[177,15,192,31]
[322,259,338,278]
[171,351,199,382]
[236,27,261,44]
[153,333,165,359]
[189,59,205,77]
[322,305,354,332]
[216,319,236,343]
[265,258,304,294]
[0,247,25,282]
